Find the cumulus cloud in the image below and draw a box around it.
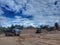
[0,0,60,27]
[0,15,34,27]
[0,8,4,15]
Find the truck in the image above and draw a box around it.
[4,28,21,36]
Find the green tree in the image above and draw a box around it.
[55,22,59,30]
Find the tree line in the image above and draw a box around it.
[0,22,60,34]
[36,22,60,33]
[0,25,23,33]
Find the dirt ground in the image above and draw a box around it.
[0,34,20,45]
[17,31,60,45]
[0,31,60,45]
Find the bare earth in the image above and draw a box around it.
[0,34,20,45]
[0,31,60,45]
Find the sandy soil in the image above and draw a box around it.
[0,34,20,45]
[17,31,60,45]
[0,31,60,45]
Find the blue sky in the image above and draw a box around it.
[0,0,60,27]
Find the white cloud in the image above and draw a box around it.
[0,8,4,15]
[0,0,60,27]
[0,15,34,27]
[0,16,11,26]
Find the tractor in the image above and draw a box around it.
[4,28,21,36]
